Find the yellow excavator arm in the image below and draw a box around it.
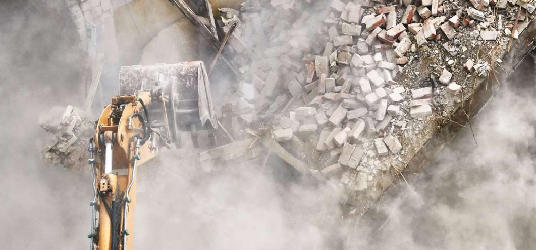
[87,62,217,250]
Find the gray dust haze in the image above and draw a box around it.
[0,1,534,250]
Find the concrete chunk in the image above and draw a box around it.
[418,6,432,19]
[273,128,293,142]
[322,163,343,176]
[367,70,385,87]
[339,143,354,166]
[376,99,388,121]
[374,138,389,156]
[408,23,423,34]
[331,0,346,12]
[347,147,364,169]
[329,105,347,126]
[411,87,433,99]
[401,5,416,24]
[410,104,433,117]
[347,108,368,119]
[394,37,411,57]
[389,92,404,103]
[333,128,350,147]
[315,111,329,127]
[359,78,372,94]
[480,31,499,40]
[349,119,365,143]
[386,11,397,30]
[316,129,330,151]
[384,135,402,154]
[365,14,386,31]
[441,22,456,40]
[366,27,382,45]
[365,92,380,106]
[325,127,341,150]
[439,69,452,85]
[333,35,354,46]
[386,23,406,40]
[387,105,400,115]
[342,23,362,36]
[409,98,432,107]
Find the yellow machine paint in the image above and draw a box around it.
[87,62,217,250]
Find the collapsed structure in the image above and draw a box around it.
[201,0,536,214]
[41,0,535,219]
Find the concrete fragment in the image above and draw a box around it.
[464,59,475,72]
[480,30,499,40]
[423,20,436,40]
[366,27,382,45]
[299,124,318,136]
[322,163,343,176]
[416,30,427,46]
[333,128,350,147]
[317,129,330,151]
[349,119,365,143]
[439,69,452,85]
[383,135,402,154]
[288,78,304,98]
[375,87,387,98]
[394,37,411,57]
[325,127,341,150]
[365,14,386,31]
[366,70,385,87]
[342,23,362,36]
[408,23,423,34]
[389,92,404,103]
[448,83,461,95]
[386,11,397,30]
[410,105,433,117]
[467,7,485,21]
[387,105,400,115]
[375,115,392,133]
[339,143,354,166]
[418,6,432,19]
[329,106,347,126]
[347,108,368,119]
[365,92,380,106]
[386,23,406,40]
[315,111,329,127]
[411,87,433,99]
[374,138,389,156]
[331,0,346,12]
[315,56,329,77]
[295,107,317,116]
[280,117,300,131]
[376,99,388,121]
[409,98,432,107]
[401,5,416,24]
[273,128,293,142]
[431,0,438,16]
[347,147,364,169]
[449,15,460,28]
[347,5,362,23]
[333,35,354,46]
[441,21,456,40]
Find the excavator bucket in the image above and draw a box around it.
[118,62,218,148]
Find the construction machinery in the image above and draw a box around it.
[87,62,217,250]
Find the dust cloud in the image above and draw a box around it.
[0,1,534,250]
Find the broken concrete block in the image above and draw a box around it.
[386,23,406,40]
[331,0,346,12]
[318,73,327,94]
[441,21,457,40]
[334,35,354,46]
[315,111,329,127]
[394,37,411,57]
[366,70,386,87]
[351,53,364,67]
[377,30,394,45]
[416,30,427,46]
[347,147,364,169]
[359,78,372,94]
[325,127,341,150]
[260,71,279,98]
[480,30,499,40]
[280,117,300,131]
[409,98,432,107]
[375,88,387,99]
[431,0,439,16]
[273,128,293,142]
[464,59,475,72]
[387,105,400,115]
[423,20,436,40]
[408,23,423,34]
[322,163,343,176]
[375,115,392,133]
[329,105,348,126]
[374,138,389,156]
[317,129,330,151]
[386,10,397,30]
[334,127,350,147]
[411,87,433,99]
[389,92,404,103]
[366,27,382,45]
[448,83,461,95]
[347,108,368,120]
[378,61,396,70]
[365,92,380,106]
[342,23,362,36]
[449,15,460,28]
[383,135,402,154]
[347,5,362,23]
[365,14,386,31]
[376,99,388,121]
[418,6,432,19]
[439,69,452,85]
[410,104,433,117]
[299,124,318,136]
[349,119,365,143]
[342,99,364,109]
[401,5,416,24]
[339,143,354,166]
[315,56,329,78]
[288,78,304,98]
[295,107,317,117]
[467,7,485,21]
[326,78,336,92]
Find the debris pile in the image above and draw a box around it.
[212,0,535,208]
[40,106,94,172]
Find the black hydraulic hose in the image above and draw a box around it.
[130,113,150,144]
[136,98,152,144]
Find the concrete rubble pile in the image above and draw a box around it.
[40,106,95,172]
[214,0,534,210]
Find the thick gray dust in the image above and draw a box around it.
[350,56,536,250]
[0,0,534,250]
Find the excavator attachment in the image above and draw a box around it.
[118,61,218,148]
